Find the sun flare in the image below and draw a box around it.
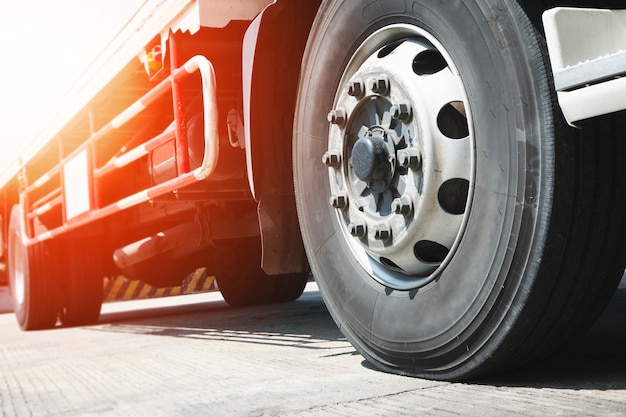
[0,0,145,184]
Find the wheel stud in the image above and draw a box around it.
[329,191,348,210]
[322,150,342,167]
[347,80,364,98]
[373,223,391,242]
[391,103,412,122]
[327,108,347,126]
[391,195,413,216]
[369,75,389,96]
[397,148,421,169]
[348,219,367,238]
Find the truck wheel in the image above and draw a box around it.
[58,237,103,327]
[216,238,276,307]
[8,205,60,330]
[293,0,626,380]
[269,271,309,303]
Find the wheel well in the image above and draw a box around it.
[242,0,321,274]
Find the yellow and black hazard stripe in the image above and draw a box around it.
[103,267,217,302]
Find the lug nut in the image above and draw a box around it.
[391,103,412,122]
[348,219,367,238]
[327,108,347,125]
[329,191,348,210]
[347,80,365,98]
[397,148,421,170]
[373,223,392,242]
[322,150,342,167]
[369,75,389,96]
[391,195,413,216]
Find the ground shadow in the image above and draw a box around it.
[91,289,348,351]
[93,279,626,389]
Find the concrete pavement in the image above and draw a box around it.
[0,281,625,416]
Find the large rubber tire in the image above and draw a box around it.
[216,238,309,306]
[58,237,103,327]
[216,238,276,307]
[8,205,60,330]
[269,271,310,303]
[293,0,626,380]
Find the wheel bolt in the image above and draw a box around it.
[369,75,389,96]
[397,148,421,170]
[327,108,347,125]
[391,103,412,122]
[373,223,391,242]
[322,150,342,167]
[329,191,348,210]
[347,80,365,98]
[348,219,367,238]
[391,195,413,216]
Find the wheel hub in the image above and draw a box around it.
[351,128,395,192]
[323,26,474,290]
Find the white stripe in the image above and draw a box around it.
[111,101,147,128]
[33,172,52,188]
[117,190,150,210]
[37,231,53,242]
[34,203,53,216]
[183,59,199,74]
[115,145,149,168]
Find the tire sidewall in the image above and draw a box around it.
[8,205,30,326]
[294,0,552,378]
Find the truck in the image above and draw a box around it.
[1,0,625,381]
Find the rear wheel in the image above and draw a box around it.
[294,0,626,380]
[216,238,276,307]
[8,205,60,330]
[58,237,103,327]
[269,271,309,303]
[217,238,309,306]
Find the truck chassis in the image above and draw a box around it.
[2,0,626,381]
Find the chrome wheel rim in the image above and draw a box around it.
[324,24,475,290]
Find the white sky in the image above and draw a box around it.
[0,0,145,170]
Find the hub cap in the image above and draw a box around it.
[324,25,475,290]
